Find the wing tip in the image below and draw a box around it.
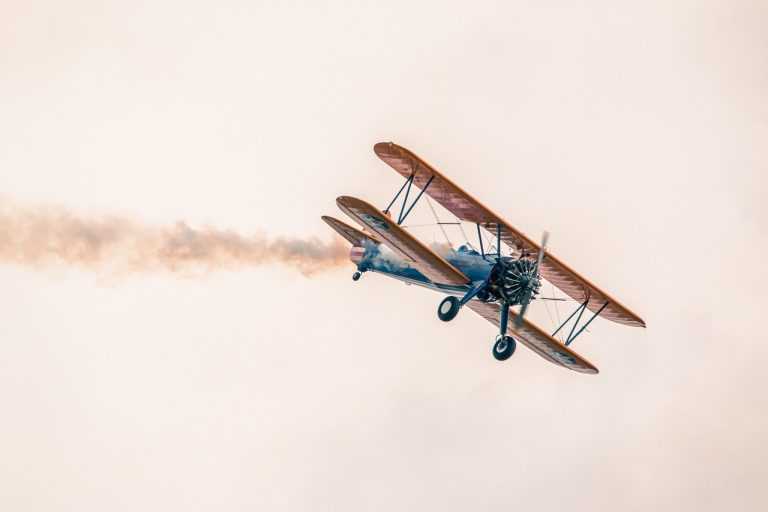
[570,360,599,375]
[572,361,599,375]
[321,215,344,228]
[336,195,383,214]
[335,195,352,208]
[373,141,401,159]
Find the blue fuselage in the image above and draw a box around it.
[355,243,492,295]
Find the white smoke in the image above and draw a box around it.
[0,200,347,276]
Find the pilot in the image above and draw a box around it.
[457,244,479,256]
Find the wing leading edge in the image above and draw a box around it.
[373,142,645,328]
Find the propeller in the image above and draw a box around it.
[513,231,548,328]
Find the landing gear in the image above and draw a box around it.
[493,335,516,361]
[437,296,461,322]
[352,271,362,281]
[492,300,516,361]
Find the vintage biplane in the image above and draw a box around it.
[322,143,645,374]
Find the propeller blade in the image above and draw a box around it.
[515,294,531,328]
[535,231,549,274]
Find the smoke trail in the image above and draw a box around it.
[0,201,347,275]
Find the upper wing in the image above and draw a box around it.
[336,196,470,286]
[321,215,380,247]
[374,142,645,328]
[466,300,599,374]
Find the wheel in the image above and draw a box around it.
[437,296,461,322]
[352,271,362,281]
[492,335,516,361]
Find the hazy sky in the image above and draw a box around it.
[1,1,767,510]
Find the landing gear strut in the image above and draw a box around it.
[493,301,516,361]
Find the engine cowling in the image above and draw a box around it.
[489,257,541,305]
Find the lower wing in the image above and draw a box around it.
[466,301,599,374]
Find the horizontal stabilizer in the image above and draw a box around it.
[321,215,380,247]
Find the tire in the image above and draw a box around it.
[437,296,461,322]
[352,271,362,281]
[492,335,516,361]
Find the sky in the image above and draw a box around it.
[1,1,767,510]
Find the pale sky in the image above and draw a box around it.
[1,1,767,510]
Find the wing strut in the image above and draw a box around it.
[496,224,501,258]
[383,172,435,225]
[476,223,485,258]
[383,173,413,215]
[398,175,433,224]
[552,300,611,346]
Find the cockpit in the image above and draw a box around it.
[457,244,480,256]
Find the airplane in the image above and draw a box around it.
[322,142,645,374]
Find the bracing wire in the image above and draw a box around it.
[401,223,458,229]
[456,217,471,247]
[425,196,453,249]
[542,292,557,335]
[484,229,497,256]
[551,282,563,342]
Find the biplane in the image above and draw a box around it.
[322,143,645,374]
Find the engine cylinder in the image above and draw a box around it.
[491,257,541,305]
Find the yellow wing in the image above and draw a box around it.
[374,142,645,328]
